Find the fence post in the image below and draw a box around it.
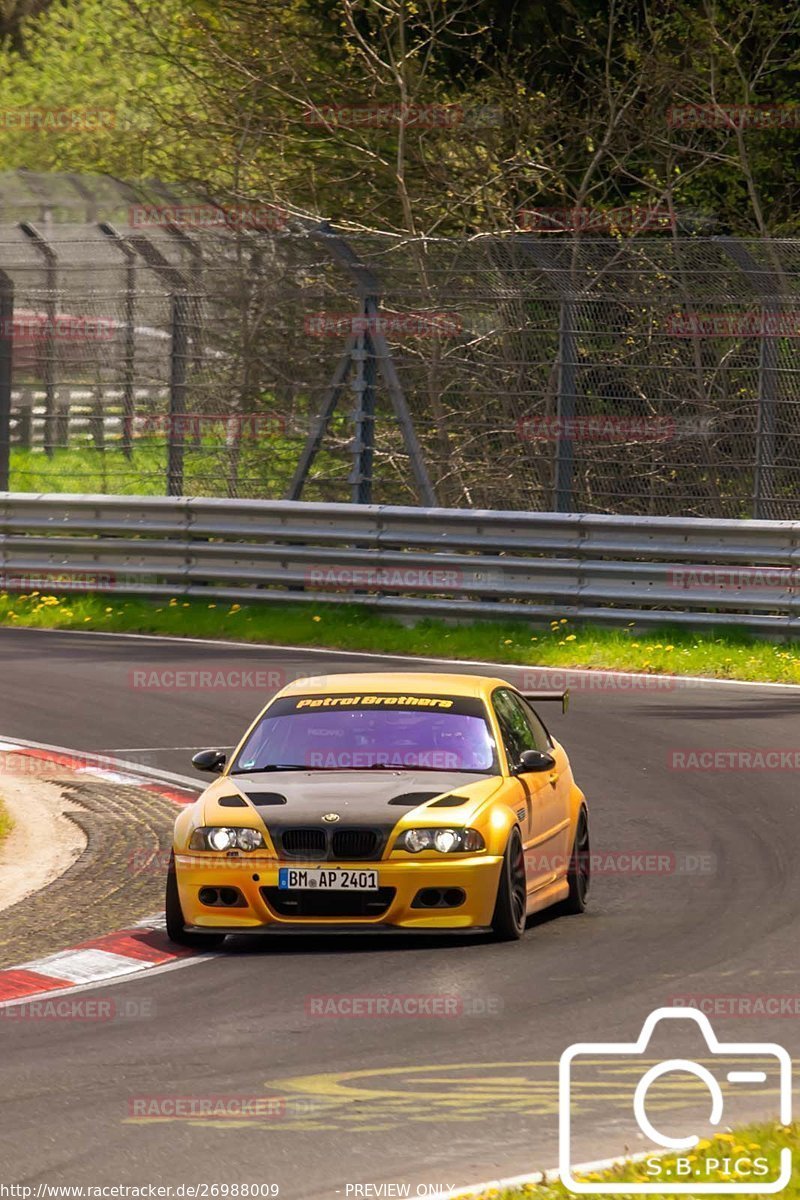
[122,253,136,459]
[0,272,12,490]
[350,297,377,504]
[109,229,191,497]
[554,295,577,512]
[753,300,778,519]
[55,402,70,448]
[169,292,189,497]
[165,222,203,375]
[98,223,138,460]
[714,238,783,520]
[20,222,58,457]
[17,407,31,450]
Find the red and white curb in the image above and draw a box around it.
[0,737,205,1007]
[0,736,200,806]
[0,920,203,1006]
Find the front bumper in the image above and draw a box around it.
[175,852,503,931]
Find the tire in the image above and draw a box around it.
[165,852,226,950]
[562,806,590,914]
[490,827,527,941]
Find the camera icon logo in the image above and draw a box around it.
[559,1007,792,1194]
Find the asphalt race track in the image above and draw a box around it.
[1,627,799,1198]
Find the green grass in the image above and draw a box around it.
[475,1122,797,1198]
[11,444,168,494]
[0,797,13,844]
[1,590,799,683]
[9,438,304,496]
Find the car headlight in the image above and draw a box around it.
[188,826,266,852]
[399,828,485,853]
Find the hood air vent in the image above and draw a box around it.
[387,792,443,806]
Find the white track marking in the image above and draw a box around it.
[0,733,200,790]
[5,624,799,691]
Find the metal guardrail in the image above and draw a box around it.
[0,494,798,635]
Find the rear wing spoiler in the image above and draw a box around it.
[522,689,570,714]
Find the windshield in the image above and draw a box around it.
[230,693,497,774]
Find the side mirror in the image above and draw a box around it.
[513,749,556,775]
[192,749,227,774]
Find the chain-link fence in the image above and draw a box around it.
[0,173,799,517]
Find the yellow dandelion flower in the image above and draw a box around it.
[312,615,322,622]
[565,634,577,641]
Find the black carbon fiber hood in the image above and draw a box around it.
[229,769,492,828]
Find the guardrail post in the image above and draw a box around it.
[0,271,12,490]
[169,292,189,496]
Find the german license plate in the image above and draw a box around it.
[278,868,379,891]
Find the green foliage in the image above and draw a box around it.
[1,0,798,233]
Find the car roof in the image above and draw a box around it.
[278,671,511,699]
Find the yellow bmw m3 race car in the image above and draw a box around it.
[166,672,590,945]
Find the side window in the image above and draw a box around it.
[493,689,537,765]
[520,701,553,752]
